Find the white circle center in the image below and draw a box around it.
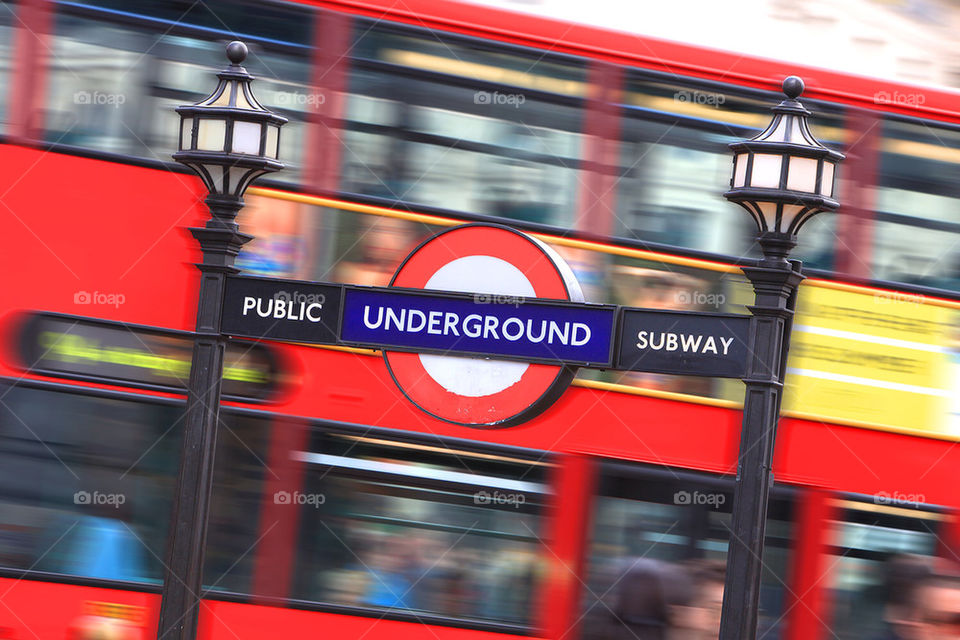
[419,256,535,397]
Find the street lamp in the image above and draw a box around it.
[718,76,843,640]
[157,41,286,640]
[725,76,843,261]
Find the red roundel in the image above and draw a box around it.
[384,224,583,428]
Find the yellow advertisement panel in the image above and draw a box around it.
[783,285,960,437]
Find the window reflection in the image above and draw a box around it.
[292,432,548,625]
[826,499,944,640]
[581,465,792,639]
[0,384,268,593]
[45,5,312,182]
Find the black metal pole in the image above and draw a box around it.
[719,237,803,640]
[156,194,251,640]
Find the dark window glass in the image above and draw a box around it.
[581,464,793,639]
[0,383,268,594]
[826,497,945,640]
[290,430,549,626]
[615,76,846,260]
[45,2,312,182]
[342,23,586,227]
[0,384,182,583]
[867,118,960,291]
[74,0,312,46]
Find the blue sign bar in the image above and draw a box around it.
[341,287,616,366]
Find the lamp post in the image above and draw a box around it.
[719,76,843,640]
[157,41,286,640]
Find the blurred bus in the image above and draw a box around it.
[0,1,959,639]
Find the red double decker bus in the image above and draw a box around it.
[1,1,959,639]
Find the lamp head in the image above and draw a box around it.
[173,41,287,201]
[725,76,844,261]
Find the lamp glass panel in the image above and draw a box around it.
[791,118,806,145]
[235,85,255,111]
[266,125,280,159]
[232,121,262,155]
[228,167,249,197]
[765,117,789,143]
[787,157,818,193]
[210,82,234,107]
[781,204,806,233]
[820,161,835,196]
[180,117,193,151]
[733,153,748,188]
[758,202,777,231]
[750,154,783,189]
[196,119,227,151]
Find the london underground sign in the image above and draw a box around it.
[340,287,615,365]
[219,223,752,427]
[381,224,607,427]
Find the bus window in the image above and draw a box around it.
[43,2,312,184]
[581,462,793,640]
[0,382,270,594]
[0,384,182,583]
[289,429,550,627]
[825,497,948,639]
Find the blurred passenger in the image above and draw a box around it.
[674,559,725,639]
[872,553,933,640]
[602,557,690,640]
[325,568,369,606]
[336,216,419,287]
[917,570,960,640]
[61,498,146,583]
[482,544,540,622]
[610,266,715,395]
[361,535,413,608]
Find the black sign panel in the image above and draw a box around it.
[616,309,752,378]
[221,275,342,344]
[17,313,284,401]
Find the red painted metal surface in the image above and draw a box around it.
[783,488,838,640]
[576,61,622,238]
[537,454,597,640]
[197,600,535,639]
[249,416,312,602]
[0,577,158,639]
[834,109,880,279]
[304,8,351,194]
[7,0,52,142]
